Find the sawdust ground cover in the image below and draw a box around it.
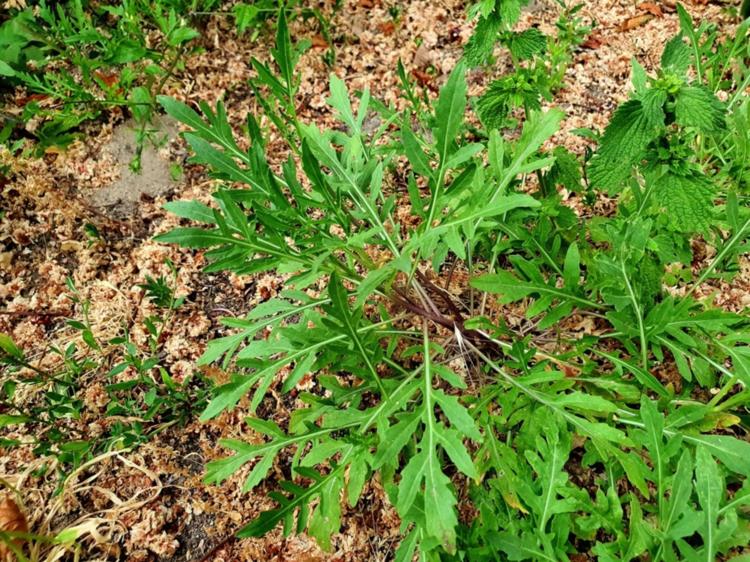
[1,0,750,560]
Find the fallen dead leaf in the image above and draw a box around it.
[0,496,28,561]
[358,0,375,7]
[16,93,48,107]
[377,21,396,35]
[200,365,231,385]
[94,71,119,87]
[581,30,605,49]
[410,69,434,88]
[637,2,664,17]
[311,34,328,49]
[618,13,654,32]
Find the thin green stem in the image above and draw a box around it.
[621,259,649,370]
[686,217,750,299]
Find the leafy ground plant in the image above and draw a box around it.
[0,264,211,481]
[0,0,210,162]
[149,5,750,561]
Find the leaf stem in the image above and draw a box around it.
[621,259,649,370]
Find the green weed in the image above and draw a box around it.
[0,266,211,480]
[152,4,750,560]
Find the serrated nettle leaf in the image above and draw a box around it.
[588,99,659,191]
[631,58,649,94]
[506,28,547,61]
[464,13,501,67]
[675,85,726,133]
[661,35,692,75]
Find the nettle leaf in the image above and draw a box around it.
[661,35,692,75]
[652,171,715,233]
[506,28,547,61]
[640,88,667,127]
[464,11,502,67]
[674,85,725,133]
[588,99,660,191]
[498,0,523,26]
[477,74,541,130]
[631,58,649,94]
[464,0,525,66]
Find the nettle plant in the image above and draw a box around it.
[466,0,590,130]
[156,9,750,562]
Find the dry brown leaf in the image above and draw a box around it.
[410,69,433,87]
[310,34,328,49]
[200,365,230,385]
[358,0,375,7]
[377,21,396,35]
[618,13,654,32]
[94,70,119,87]
[637,2,664,17]
[0,497,28,561]
[581,30,605,49]
[16,93,48,107]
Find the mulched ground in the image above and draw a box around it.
[0,0,744,560]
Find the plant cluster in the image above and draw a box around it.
[0,0,214,161]
[465,0,590,130]
[148,4,750,561]
[0,0,336,162]
[0,263,211,480]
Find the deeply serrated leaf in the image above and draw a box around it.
[588,99,659,190]
[653,172,715,233]
[675,85,725,133]
[506,28,547,61]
